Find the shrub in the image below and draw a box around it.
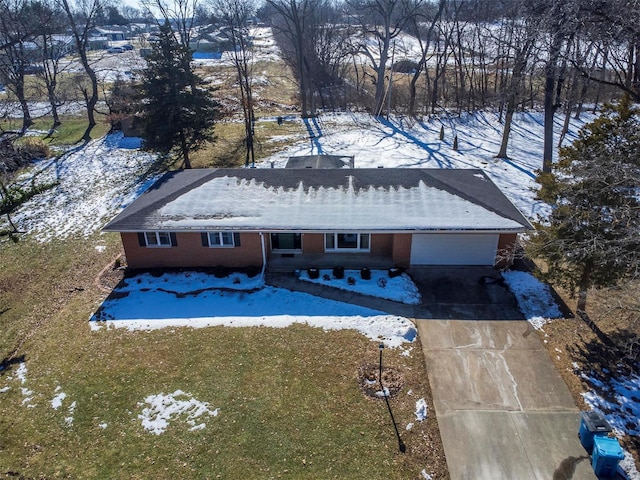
[377,278,387,288]
[212,265,229,278]
[347,276,356,285]
[388,267,402,278]
[360,267,371,280]
[19,138,51,160]
[308,267,320,279]
[333,266,345,279]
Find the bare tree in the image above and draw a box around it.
[58,0,103,141]
[0,0,46,133]
[405,0,444,117]
[31,1,69,130]
[211,0,257,166]
[496,13,539,158]
[141,0,200,47]
[349,0,421,116]
[266,0,319,118]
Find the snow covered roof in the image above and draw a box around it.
[103,168,533,233]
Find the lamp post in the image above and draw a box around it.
[379,343,406,453]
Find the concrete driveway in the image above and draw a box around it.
[411,267,595,480]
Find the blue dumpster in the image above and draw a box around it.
[592,435,624,477]
[579,411,612,453]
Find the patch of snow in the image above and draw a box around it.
[528,316,549,331]
[98,422,108,429]
[21,388,34,406]
[618,449,640,480]
[51,388,67,410]
[64,401,77,426]
[415,398,428,422]
[15,362,28,384]
[406,422,414,431]
[0,386,10,393]
[138,390,219,435]
[374,387,390,398]
[90,273,417,348]
[501,270,562,329]
[421,469,434,480]
[298,269,421,305]
[401,347,413,357]
[580,370,640,437]
[95,245,107,252]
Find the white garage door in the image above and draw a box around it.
[410,233,499,265]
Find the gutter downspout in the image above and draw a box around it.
[259,232,267,279]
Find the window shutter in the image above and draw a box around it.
[201,233,209,247]
[233,232,241,247]
[137,232,146,246]
[170,232,178,247]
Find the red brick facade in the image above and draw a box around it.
[122,231,518,270]
[122,232,264,269]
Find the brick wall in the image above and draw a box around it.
[371,234,393,256]
[301,233,324,254]
[392,234,412,267]
[122,232,264,269]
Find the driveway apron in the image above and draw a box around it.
[413,267,595,479]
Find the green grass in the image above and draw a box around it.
[2,114,111,148]
[190,119,307,169]
[0,233,446,479]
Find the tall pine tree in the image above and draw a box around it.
[528,97,640,321]
[139,21,218,169]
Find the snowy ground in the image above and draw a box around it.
[5,133,159,241]
[298,268,422,305]
[90,271,417,350]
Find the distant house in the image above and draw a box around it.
[103,168,532,271]
[93,27,126,42]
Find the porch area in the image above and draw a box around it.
[267,252,395,273]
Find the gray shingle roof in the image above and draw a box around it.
[103,168,533,232]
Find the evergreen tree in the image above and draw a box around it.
[528,97,640,320]
[139,20,218,169]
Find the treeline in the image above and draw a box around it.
[2,0,639,165]
[261,0,640,117]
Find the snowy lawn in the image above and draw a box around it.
[298,268,421,305]
[90,271,417,349]
[502,270,562,330]
[1,307,439,478]
[4,133,159,242]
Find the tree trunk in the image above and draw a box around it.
[497,105,515,158]
[17,82,33,134]
[180,130,191,169]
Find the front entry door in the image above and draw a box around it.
[271,233,302,251]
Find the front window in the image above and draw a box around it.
[145,232,172,247]
[325,233,370,251]
[208,231,235,247]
